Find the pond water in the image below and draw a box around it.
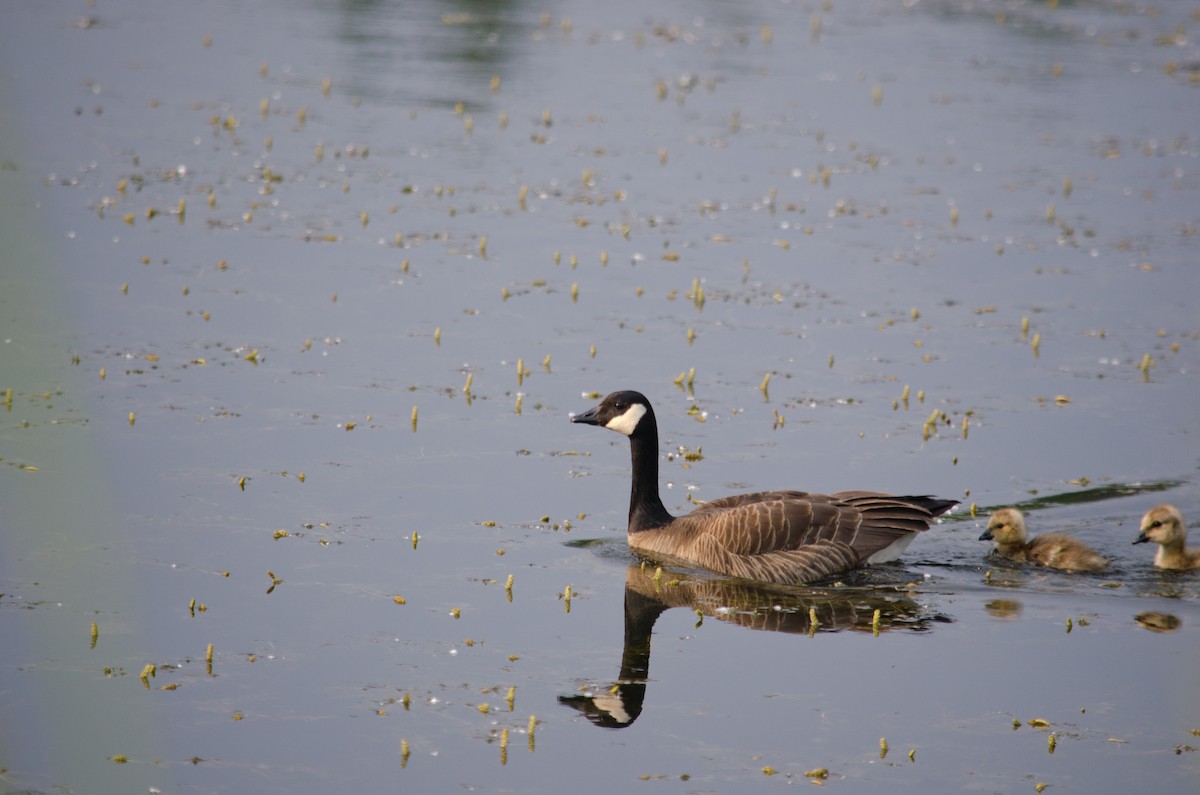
[1,0,1198,793]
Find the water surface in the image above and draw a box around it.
[1,1,1197,793]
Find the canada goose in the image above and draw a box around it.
[1133,504,1200,570]
[978,508,1108,573]
[570,390,955,586]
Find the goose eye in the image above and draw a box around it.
[1151,521,1162,528]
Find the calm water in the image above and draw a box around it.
[2,1,1198,793]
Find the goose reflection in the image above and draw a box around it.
[559,563,950,729]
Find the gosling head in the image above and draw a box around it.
[1133,504,1186,547]
[571,390,652,437]
[980,508,1028,545]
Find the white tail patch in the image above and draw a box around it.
[605,403,647,436]
[865,533,917,565]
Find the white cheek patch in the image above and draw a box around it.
[605,403,647,436]
[588,692,633,724]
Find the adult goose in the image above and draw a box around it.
[570,390,955,586]
[979,508,1108,573]
[1134,505,1200,570]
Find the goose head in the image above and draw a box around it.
[980,508,1028,544]
[1134,504,1185,547]
[570,390,653,437]
[558,685,644,729]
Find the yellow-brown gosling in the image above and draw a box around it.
[979,508,1107,573]
[571,390,955,586]
[1133,505,1200,570]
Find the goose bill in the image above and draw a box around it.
[570,406,602,426]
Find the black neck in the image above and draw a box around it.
[626,412,674,533]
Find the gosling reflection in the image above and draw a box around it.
[1134,611,1182,633]
[984,598,1024,619]
[559,564,949,729]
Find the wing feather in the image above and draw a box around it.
[630,490,950,579]
[628,490,953,585]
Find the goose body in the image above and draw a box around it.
[1134,505,1200,570]
[979,508,1108,573]
[571,390,955,586]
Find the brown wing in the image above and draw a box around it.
[678,489,942,559]
[679,491,846,554]
[693,535,863,585]
[830,491,952,535]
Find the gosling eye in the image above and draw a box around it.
[1151,521,1163,529]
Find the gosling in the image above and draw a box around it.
[979,508,1107,573]
[1133,505,1200,570]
